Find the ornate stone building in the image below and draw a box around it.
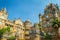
[0,8,25,40]
[24,19,32,40]
[34,23,40,40]
[14,18,25,40]
[39,3,60,40]
[0,7,40,40]
[1,3,60,40]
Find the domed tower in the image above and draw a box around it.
[0,7,8,20]
[0,7,8,28]
[24,19,32,40]
[39,13,45,32]
[39,13,42,27]
[34,23,40,40]
[41,3,60,28]
[39,13,42,22]
[44,3,59,18]
[14,18,24,26]
[14,18,25,40]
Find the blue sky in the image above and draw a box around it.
[0,0,60,24]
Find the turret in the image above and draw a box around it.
[0,7,8,20]
[24,19,32,40]
[39,13,43,29]
[44,3,59,14]
[3,7,6,13]
[14,18,24,26]
[39,13,42,22]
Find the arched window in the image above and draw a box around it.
[46,15,49,18]
[0,21,2,25]
[55,12,58,17]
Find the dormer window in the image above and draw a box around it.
[1,15,4,19]
[0,14,5,19]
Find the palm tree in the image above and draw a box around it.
[52,18,59,28]
[45,32,52,40]
[52,17,60,36]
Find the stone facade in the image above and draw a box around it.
[0,3,60,40]
[0,8,25,40]
[0,7,40,40]
[39,3,60,40]
[24,19,32,40]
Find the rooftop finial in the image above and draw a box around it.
[26,18,30,22]
[3,7,6,11]
[2,7,7,13]
[39,13,41,16]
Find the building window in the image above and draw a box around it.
[44,24,47,27]
[0,21,2,25]
[55,12,58,17]
[46,15,48,18]
[58,28,60,35]
[0,16,4,19]
[0,14,5,19]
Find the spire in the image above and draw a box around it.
[2,7,7,13]
[4,6,6,10]
[26,18,30,22]
[39,13,42,22]
[39,13,41,17]
[3,7,6,11]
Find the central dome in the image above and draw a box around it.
[14,18,23,26]
[44,3,59,14]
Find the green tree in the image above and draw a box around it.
[38,22,41,27]
[0,29,3,40]
[8,35,15,40]
[52,18,59,28]
[45,32,52,40]
[0,26,10,40]
[6,26,10,32]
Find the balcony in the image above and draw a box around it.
[25,31,29,35]
[25,36,30,39]
[25,27,30,30]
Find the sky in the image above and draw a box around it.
[0,0,60,25]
